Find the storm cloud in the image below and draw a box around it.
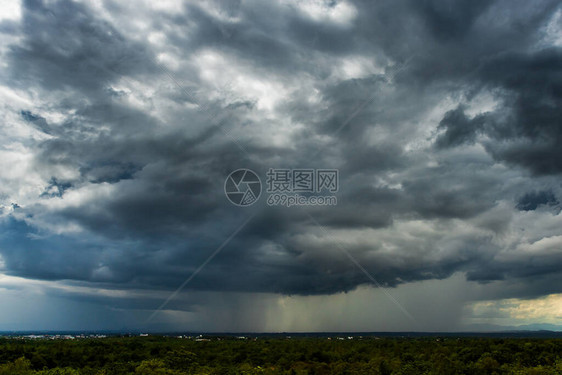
[0,0,561,331]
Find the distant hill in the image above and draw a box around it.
[463,323,562,332]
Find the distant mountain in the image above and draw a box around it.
[463,323,562,332]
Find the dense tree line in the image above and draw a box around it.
[0,336,561,374]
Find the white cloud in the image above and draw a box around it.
[467,294,562,326]
[0,0,21,22]
[331,55,385,81]
[540,8,562,48]
[283,0,357,27]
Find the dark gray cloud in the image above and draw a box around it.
[517,190,559,211]
[0,0,561,330]
[410,0,493,41]
[435,106,487,148]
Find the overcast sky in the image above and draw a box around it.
[0,0,561,332]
